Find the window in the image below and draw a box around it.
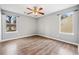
[59,12,74,35]
[6,15,16,32]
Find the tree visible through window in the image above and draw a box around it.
[6,15,16,32]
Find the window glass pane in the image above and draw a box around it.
[60,12,73,33]
[6,15,16,32]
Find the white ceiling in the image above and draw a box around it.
[0,4,77,18]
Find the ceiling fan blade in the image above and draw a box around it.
[27,8,32,11]
[27,12,32,14]
[39,8,43,10]
[38,12,44,15]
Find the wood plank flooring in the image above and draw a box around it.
[0,35,78,55]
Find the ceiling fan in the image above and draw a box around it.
[24,6,44,16]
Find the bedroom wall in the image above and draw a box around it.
[1,10,37,40]
[37,5,79,44]
[0,8,1,40]
[74,11,79,44]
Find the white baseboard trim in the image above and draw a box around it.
[38,34,79,46]
[0,34,79,46]
[0,34,36,42]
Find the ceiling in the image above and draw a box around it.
[0,4,77,18]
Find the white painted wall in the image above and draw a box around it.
[0,8,1,40]
[1,11,37,40]
[74,11,79,44]
[37,6,79,44]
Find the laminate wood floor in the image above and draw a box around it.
[0,35,78,55]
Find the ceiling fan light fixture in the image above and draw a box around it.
[25,6,44,16]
